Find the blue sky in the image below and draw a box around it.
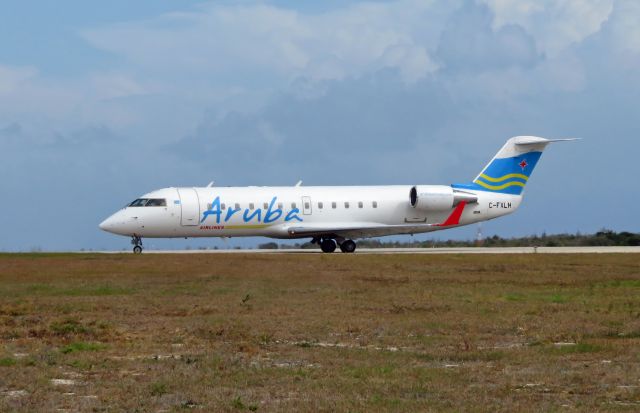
[1,0,638,251]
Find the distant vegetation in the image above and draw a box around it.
[259,229,640,249]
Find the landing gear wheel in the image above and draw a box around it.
[320,239,337,253]
[340,239,356,253]
[131,235,143,254]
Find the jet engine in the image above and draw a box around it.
[409,185,477,211]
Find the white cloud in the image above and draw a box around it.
[90,73,145,100]
[81,1,442,84]
[0,64,37,94]
[601,0,640,60]
[483,0,614,56]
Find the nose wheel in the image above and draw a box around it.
[131,235,143,254]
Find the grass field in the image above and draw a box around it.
[1,253,639,412]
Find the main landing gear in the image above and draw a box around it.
[313,237,357,253]
[340,239,356,253]
[131,235,143,254]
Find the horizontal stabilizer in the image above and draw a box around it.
[514,137,580,145]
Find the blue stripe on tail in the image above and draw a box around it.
[452,151,542,195]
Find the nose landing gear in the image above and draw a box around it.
[131,235,143,254]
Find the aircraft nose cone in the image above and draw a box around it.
[99,217,113,232]
[99,210,135,236]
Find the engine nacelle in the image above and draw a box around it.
[410,185,477,211]
[409,185,454,210]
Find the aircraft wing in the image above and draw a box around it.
[286,201,467,239]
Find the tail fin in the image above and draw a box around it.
[453,136,577,195]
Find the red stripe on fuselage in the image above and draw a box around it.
[436,201,466,227]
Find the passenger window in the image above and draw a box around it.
[304,202,310,209]
[291,202,297,209]
[278,203,283,209]
[234,203,240,210]
[344,202,350,209]
[358,201,363,208]
[332,202,336,209]
[221,203,226,210]
[318,202,323,209]
[263,202,268,209]
[372,201,378,208]
[249,203,255,210]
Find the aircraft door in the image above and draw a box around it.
[301,196,312,215]
[177,188,200,226]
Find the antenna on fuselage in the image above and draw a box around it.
[295,180,302,187]
[207,181,214,187]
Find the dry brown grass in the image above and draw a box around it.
[0,252,639,412]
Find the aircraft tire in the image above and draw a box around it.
[320,239,336,253]
[133,246,143,254]
[340,240,356,253]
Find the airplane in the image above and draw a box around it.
[99,136,575,253]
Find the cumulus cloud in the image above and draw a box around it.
[436,1,540,73]
[81,1,441,84]
[595,0,640,64]
[0,64,37,94]
[482,0,614,56]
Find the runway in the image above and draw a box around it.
[93,246,640,254]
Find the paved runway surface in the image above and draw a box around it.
[90,246,640,254]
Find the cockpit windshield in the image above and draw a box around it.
[128,198,167,207]
[146,199,167,207]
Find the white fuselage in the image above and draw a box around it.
[99,136,572,252]
[99,185,521,239]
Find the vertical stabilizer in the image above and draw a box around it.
[452,136,576,195]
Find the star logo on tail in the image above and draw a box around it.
[519,159,528,170]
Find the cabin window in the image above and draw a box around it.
[235,203,240,210]
[332,202,337,209]
[291,202,297,209]
[304,202,310,209]
[372,201,378,208]
[318,202,323,209]
[263,202,269,209]
[344,202,350,209]
[358,201,363,208]
[221,203,226,210]
[249,203,255,210]
[278,203,283,209]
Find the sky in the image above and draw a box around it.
[1,0,638,251]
